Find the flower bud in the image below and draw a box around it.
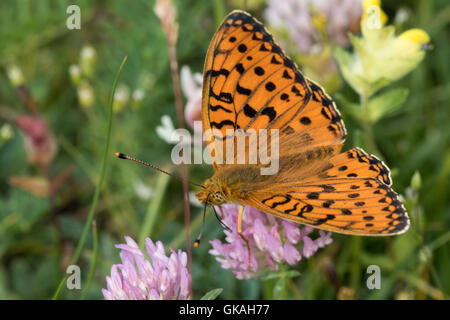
[80,45,97,78]
[69,64,82,85]
[0,123,14,142]
[7,66,24,87]
[113,84,130,112]
[411,171,421,191]
[131,89,145,109]
[77,80,95,108]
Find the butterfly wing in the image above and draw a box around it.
[242,148,409,235]
[202,11,409,235]
[202,10,346,168]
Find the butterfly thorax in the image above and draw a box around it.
[196,165,265,205]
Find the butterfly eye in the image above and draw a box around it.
[212,191,225,204]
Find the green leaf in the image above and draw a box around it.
[334,47,365,95]
[335,93,364,123]
[281,270,301,279]
[260,270,283,280]
[272,277,286,300]
[346,103,365,122]
[368,88,409,122]
[353,129,367,150]
[393,229,421,264]
[360,253,396,271]
[200,288,223,300]
[261,269,300,281]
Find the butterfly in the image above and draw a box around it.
[194,10,409,237]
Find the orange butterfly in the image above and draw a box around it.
[195,10,409,237]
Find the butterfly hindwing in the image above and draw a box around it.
[241,148,408,235]
[318,148,392,185]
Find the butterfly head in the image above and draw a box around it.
[196,178,228,205]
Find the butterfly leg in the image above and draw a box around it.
[237,205,252,269]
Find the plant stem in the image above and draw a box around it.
[52,55,128,300]
[360,92,378,155]
[349,236,362,296]
[165,21,193,296]
[80,221,98,299]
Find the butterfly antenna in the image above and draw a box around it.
[193,196,209,248]
[115,152,203,188]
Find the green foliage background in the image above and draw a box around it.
[0,0,448,299]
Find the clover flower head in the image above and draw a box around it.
[102,236,191,300]
[265,0,363,54]
[209,205,333,279]
[15,115,57,171]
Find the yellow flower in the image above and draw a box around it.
[335,0,430,96]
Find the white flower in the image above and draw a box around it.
[133,180,155,200]
[189,191,202,207]
[132,89,145,102]
[132,89,145,109]
[180,66,202,131]
[156,115,179,144]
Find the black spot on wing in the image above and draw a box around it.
[210,104,233,113]
[261,107,276,122]
[210,120,235,129]
[236,83,251,96]
[243,104,257,118]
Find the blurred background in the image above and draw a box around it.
[0,0,448,299]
